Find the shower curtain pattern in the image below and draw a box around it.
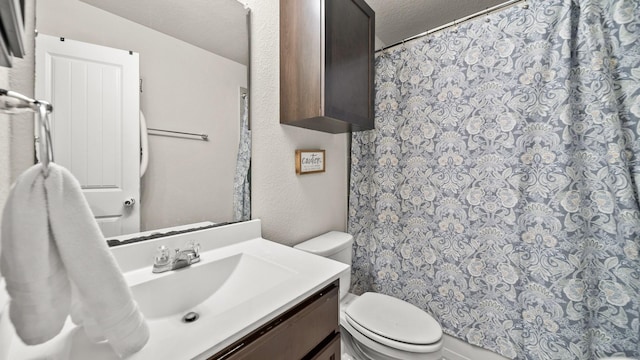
[233,94,251,222]
[348,0,640,358]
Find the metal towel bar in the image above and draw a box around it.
[0,88,54,175]
[147,127,209,141]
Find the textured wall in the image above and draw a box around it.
[0,69,10,236]
[0,0,36,278]
[244,0,349,246]
[8,0,36,183]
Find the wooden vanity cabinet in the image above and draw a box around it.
[280,0,375,133]
[209,281,340,360]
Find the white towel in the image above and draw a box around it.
[0,165,70,345]
[0,163,150,357]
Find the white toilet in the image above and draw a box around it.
[294,231,444,360]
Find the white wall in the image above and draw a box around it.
[244,0,349,246]
[36,0,247,231]
[8,0,36,183]
[0,64,9,191]
[0,0,36,195]
[0,71,10,254]
[0,0,36,280]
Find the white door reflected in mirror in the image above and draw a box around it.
[36,35,141,237]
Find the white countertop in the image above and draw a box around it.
[1,220,348,360]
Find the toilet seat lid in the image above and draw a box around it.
[345,292,442,346]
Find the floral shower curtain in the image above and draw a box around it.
[348,0,640,359]
[233,92,250,221]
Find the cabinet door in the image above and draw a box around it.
[309,334,341,360]
[325,0,374,131]
[280,0,375,133]
[280,0,322,123]
[210,282,340,360]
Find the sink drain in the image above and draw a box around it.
[182,312,200,323]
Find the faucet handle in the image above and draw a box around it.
[155,245,171,265]
[187,240,200,257]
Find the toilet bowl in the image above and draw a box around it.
[294,232,443,360]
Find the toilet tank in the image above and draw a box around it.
[294,231,353,264]
[294,231,353,299]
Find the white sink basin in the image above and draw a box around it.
[4,221,349,360]
[132,253,296,319]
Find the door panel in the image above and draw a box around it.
[35,34,140,237]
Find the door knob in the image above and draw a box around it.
[124,198,136,207]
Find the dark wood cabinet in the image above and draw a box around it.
[280,0,375,134]
[209,281,340,360]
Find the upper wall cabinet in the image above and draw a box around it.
[280,0,375,134]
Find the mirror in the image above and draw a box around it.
[34,0,250,239]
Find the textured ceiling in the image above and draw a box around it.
[80,0,248,65]
[79,0,513,62]
[367,0,510,48]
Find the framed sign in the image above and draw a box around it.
[295,150,325,175]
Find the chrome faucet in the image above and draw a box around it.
[153,241,201,273]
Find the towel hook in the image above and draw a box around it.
[0,88,54,175]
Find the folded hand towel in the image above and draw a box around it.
[0,165,71,345]
[0,164,149,357]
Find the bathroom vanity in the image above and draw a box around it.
[1,220,348,360]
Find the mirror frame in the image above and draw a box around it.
[0,0,26,66]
